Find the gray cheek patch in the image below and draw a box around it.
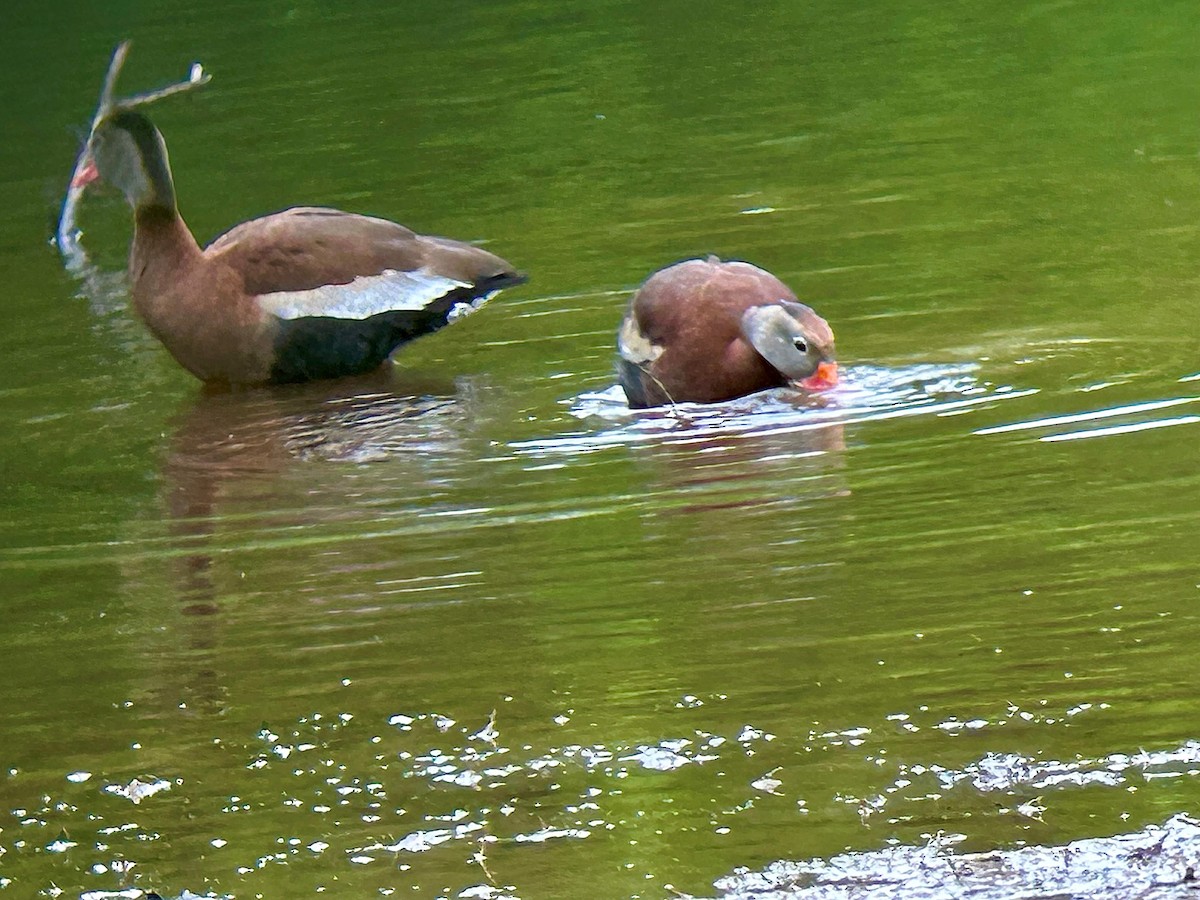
[259,269,469,321]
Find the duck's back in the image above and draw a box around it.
[205,207,515,295]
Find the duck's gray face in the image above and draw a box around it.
[742,301,838,390]
[86,109,174,210]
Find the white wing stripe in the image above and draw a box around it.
[259,269,470,321]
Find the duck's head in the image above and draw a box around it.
[742,300,838,391]
[74,108,176,212]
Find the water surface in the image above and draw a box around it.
[1,0,1198,897]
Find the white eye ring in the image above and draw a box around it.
[792,337,808,353]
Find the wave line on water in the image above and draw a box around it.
[1039,415,1200,443]
[666,390,1038,446]
[974,395,1200,435]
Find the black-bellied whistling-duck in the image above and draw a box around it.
[616,257,837,408]
[75,108,525,385]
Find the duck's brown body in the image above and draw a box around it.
[86,109,523,385]
[130,207,270,382]
[129,205,521,384]
[617,258,837,408]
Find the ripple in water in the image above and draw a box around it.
[512,363,1036,457]
[975,391,1200,443]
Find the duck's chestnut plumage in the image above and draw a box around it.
[81,108,524,385]
[616,257,837,408]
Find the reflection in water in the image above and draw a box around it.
[649,419,847,517]
[154,374,474,709]
[501,363,1036,545]
[165,373,467,590]
[166,372,466,499]
[169,372,471,513]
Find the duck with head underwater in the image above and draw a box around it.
[616,256,838,408]
[74,104,525,386]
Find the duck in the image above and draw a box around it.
[616,256,838,408]
[74,107,525,385]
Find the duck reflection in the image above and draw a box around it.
[154,372,476,707]
[556,384,849,510]
[649,413,847,515]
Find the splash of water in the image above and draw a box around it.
[512,363,1034,458]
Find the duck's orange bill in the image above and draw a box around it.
[71,158,100,189]
[799,361,839,391]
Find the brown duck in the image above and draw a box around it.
[76,108,524,385]
[617,257,837,408]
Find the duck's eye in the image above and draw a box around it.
[792,337,808,353]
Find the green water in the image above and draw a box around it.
[2,1,1198,897]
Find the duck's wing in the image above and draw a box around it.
[207,206,524,317]
[206,207,524,384]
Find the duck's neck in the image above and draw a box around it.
[138,174,176,213]
[130,205,203,288]
[134,126,178,213]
